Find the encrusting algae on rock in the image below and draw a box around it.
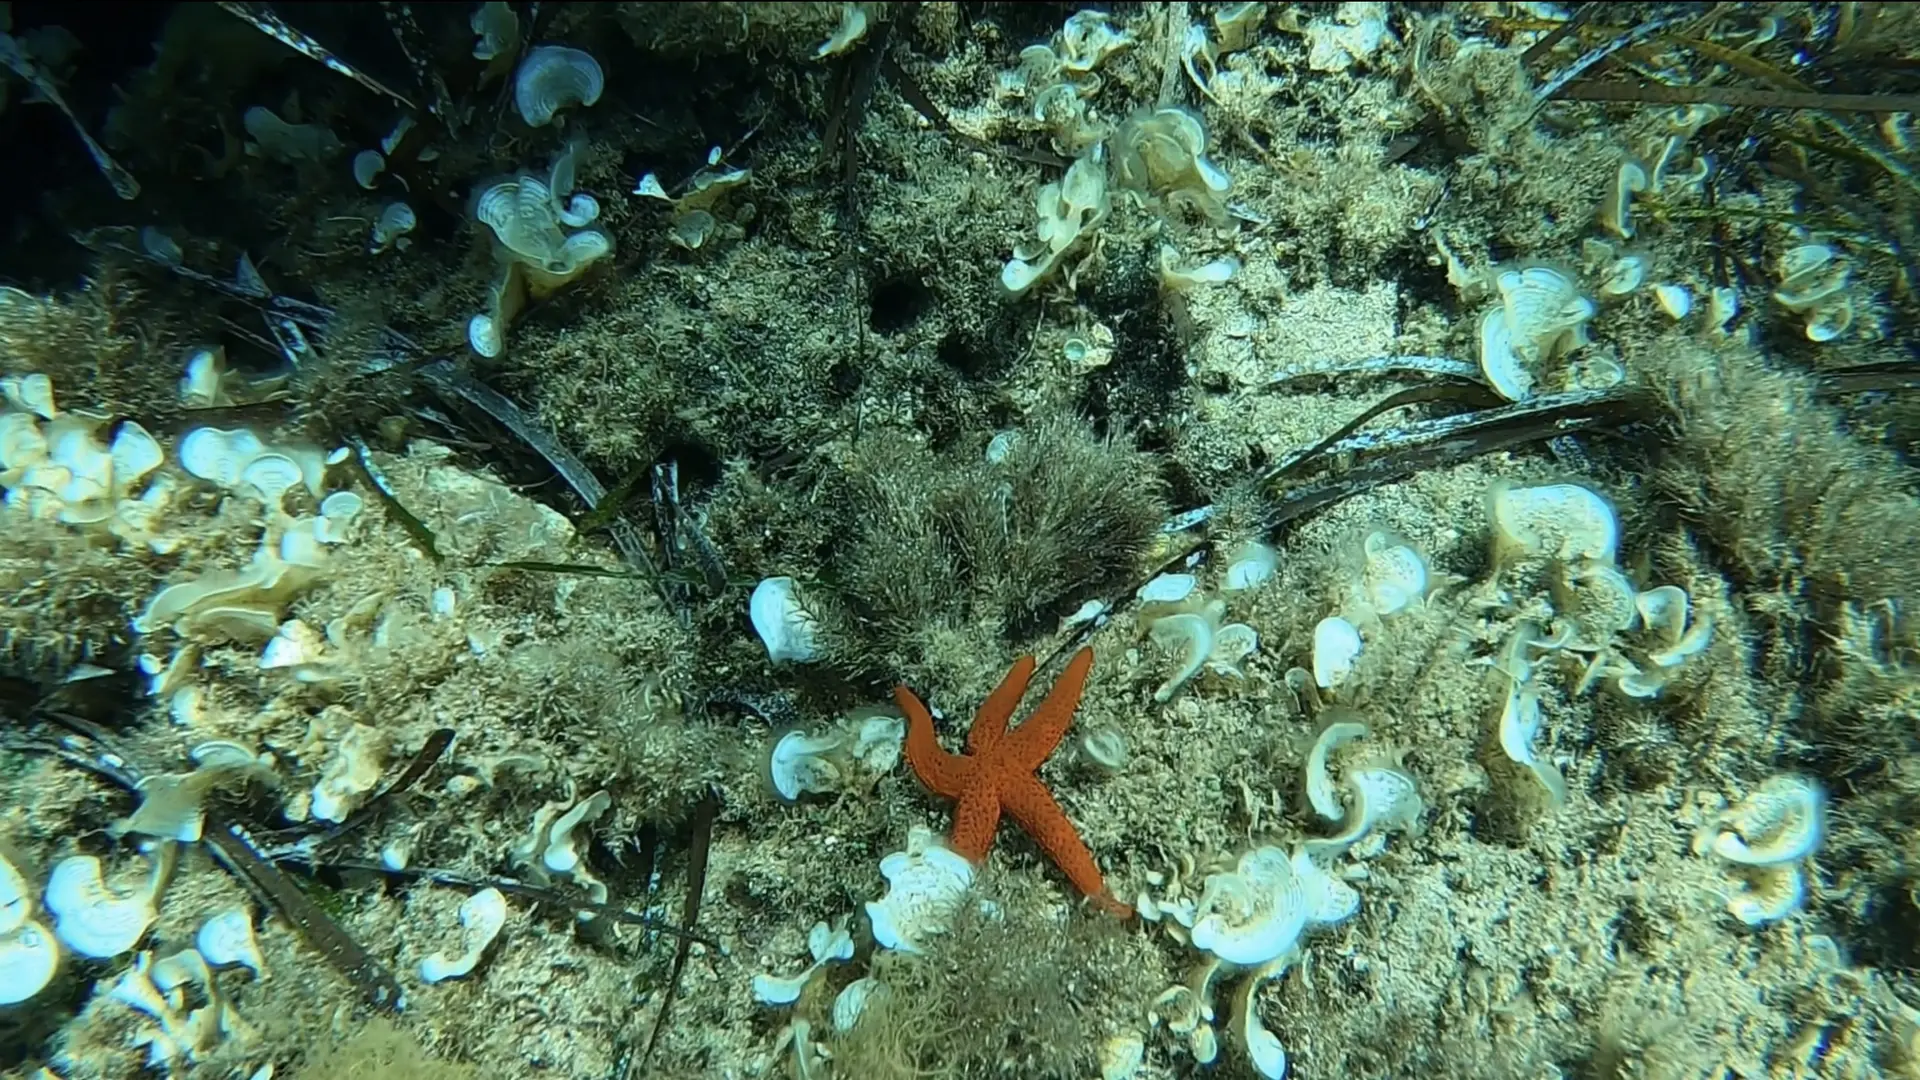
[3,2,1920,1078]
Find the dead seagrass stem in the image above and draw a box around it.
[1557,80,1920,114]
[217,1,416,110]
[0,31,138,199]
[10,708,409,1011]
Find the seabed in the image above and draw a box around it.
[2,3,1919,1079]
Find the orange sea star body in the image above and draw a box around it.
[894,647,1131,917]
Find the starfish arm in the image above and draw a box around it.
[998,646,1095,768]
[967,654,1036,754]
[1001,772,1129,915]
[895,684,973,798]
[948,784,1003,864]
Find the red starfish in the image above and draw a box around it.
[894,647,1131,917]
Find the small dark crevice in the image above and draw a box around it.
[1390,237,1458,319]
[868,272,935,335]
[934,328,993,379]
[1829,881,1920,972]
[655,437,725,497]
[827,357,863,399]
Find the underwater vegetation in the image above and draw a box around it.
[1,2,1919,1079]
[288,1020,480,1080]
[811,415,1167,697]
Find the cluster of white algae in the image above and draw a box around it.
[5,3,1920,1080]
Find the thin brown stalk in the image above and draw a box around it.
[639,789,720,1067]
[1558,80,1920,113]
[1520,2,1596,65]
